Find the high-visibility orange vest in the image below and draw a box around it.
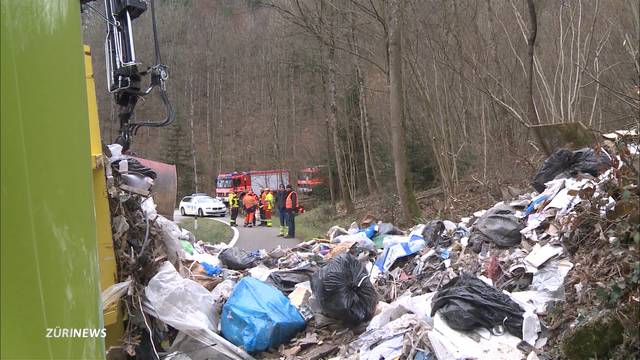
[243,193,258,208]
[285,191,298,209]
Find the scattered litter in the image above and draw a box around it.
[101,136,638,358]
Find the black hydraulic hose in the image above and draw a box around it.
[130,88,174,134]
[150,0,162,65]
[126,0,174,134]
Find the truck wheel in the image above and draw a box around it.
[180,207,186,216]
[198,209,204,217]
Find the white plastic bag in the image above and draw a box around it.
[101,280,131,309]
[144,262,252,360]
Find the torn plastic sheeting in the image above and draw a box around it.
[169,331,254,360]
[507,291,541,346]
[327,225,349,242]
[248,264,276,282]
[430,273,524,338]
[409,223,427,241]
[156,215,188,266]
[189,252,221,268]
[350,314,430,360]
[367,293,434,331]
[101,280,131,309]
[211,279,236,302]
[221,277,305,353]
[360,334,404,360]
[523,244,563,269]
[265,266,316,294]
[428,311,525,360]
[382,235,411,248]
[333,232,376,251]
[311,253,378,325]
[144,262,252,360]
[374,239,426,274]
[531,259,573,294]
[112,215,129,239]
[509,290,559,315]
[542,179,592,216]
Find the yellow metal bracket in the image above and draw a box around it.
[84,45,123,347]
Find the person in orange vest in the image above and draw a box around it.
[242,189,259,227]
[261,188,275,227]
[284,184,299,238]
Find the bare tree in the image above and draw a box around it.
[388,0,419,220]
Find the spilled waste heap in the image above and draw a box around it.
[103,130,639,360]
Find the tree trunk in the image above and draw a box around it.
[290,65,297,174]
[217,67,224,174]
[188,73,199,192]
[349,11,375,195]
[525,0,550,154]
[388,0,420,220]
[206,68,214,186]
[329,43,354,213]
[321,70,337,207]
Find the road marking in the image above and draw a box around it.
[212,218,239,247]
[173,210,239,247]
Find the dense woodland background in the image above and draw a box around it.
[82,0,639,219]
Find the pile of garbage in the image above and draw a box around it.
[103,130,638,360]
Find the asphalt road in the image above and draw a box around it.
[173,211,299,251]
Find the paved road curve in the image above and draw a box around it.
[174,211,299,250]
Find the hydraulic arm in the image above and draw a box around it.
[83,0,174,151]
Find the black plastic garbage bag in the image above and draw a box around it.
[431,272,524,338]
[471,203,523,247]
[377,223,403,236]
[112,158,157,179]
[532,148,611,192]
[311,253,377,325]
[266,265,317,294]
[219,247,256,270]
[422,220,446,247]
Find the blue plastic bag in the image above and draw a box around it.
[221,277,305,353]
[359,223,376,239]
[200,262,221,276]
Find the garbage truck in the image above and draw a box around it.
[1,1,176,358]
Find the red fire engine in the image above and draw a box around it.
[297,166,325,193]
[215,170,289,203]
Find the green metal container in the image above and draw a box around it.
[1,1,105,358]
